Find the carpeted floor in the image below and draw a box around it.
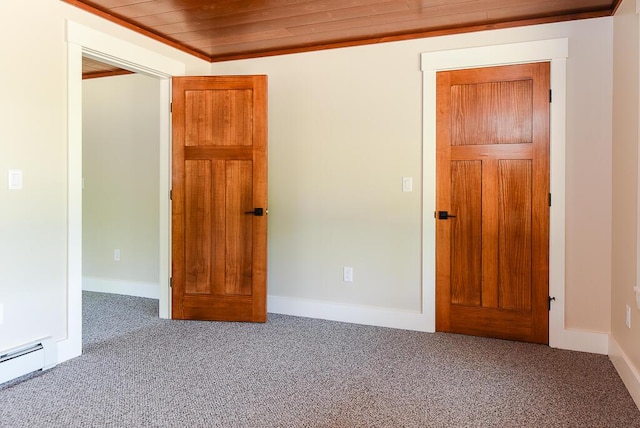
[1,292,639,427]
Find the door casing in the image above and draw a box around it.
[419,38,592,352]
[65,21,183,362]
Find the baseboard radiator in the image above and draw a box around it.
[0,338,57,385]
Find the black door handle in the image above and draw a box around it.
[437,211,457,220]
[244,208,264,216]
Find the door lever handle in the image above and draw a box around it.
[244,208,264,216]
[437,211,457,220]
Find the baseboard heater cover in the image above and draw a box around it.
[0,338,57,385]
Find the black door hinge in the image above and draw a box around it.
[548,193,551,207]
[549,89,552,103]
[548,296,556,310]
[170,277,173,288]
[170,189,172,200]
[170,102,173,113]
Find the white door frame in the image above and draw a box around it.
[62,21,183,362]
[421,38,607,354]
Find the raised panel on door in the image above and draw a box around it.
[450,160,482,307]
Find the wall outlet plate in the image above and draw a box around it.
[626,304,632,329]
[343,266,353,282]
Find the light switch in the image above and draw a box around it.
[8,170,23,190]
[402,177,413,192]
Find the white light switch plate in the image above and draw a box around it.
[402,177,413,192]
[8,170,23,190]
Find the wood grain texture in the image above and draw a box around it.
[435,71,452,333]
[450,80,533,146]
[63,0,616,62]
[530,62,551,344]
[436,62,549,344]
[225,161,254,296]
[82,57,132,79]
[498,160,532,311]
[185,90,214,146]
[481,159,499,309]
[212,161,226,297]
[173,75,268,323]
[449,304,532,341]
[184,160,212,295]
[450,161,482,306]
[451,144,532,160]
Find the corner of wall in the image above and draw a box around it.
[609,335,640,410]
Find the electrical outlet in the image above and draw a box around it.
[626,304,631,329]
[113,249,121,262]
[343,267,353,282]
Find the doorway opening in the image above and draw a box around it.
[82,61,162,344]
[64,21,181,362]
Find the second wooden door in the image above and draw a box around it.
[435,62,550,344]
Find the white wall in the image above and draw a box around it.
[83,73,160,298]
[0,1,68,351]
[0,0,208,354]
[610,0,640,406]
[211,18,614,335]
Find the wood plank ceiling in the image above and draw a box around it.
[82,56,133,79]
[69,0,621,64]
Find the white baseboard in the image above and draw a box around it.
[609,336,640,410]
[268,295,615,356]
[267,295,432,332]
[83,277,160,299]
[55,338,81,365]
[550,327,609,355]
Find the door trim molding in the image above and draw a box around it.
[62,21,181,364]
[421,38,606,354]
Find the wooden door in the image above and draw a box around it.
[172,75,267,322]
[435,63,550,344]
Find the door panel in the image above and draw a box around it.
[498,159,532,311]
[450,160,482,306]
[184,159,212,295]
[172,75,267,322]
[225,160,254,296]
[450,79,533,145]
[436,63,549,344]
